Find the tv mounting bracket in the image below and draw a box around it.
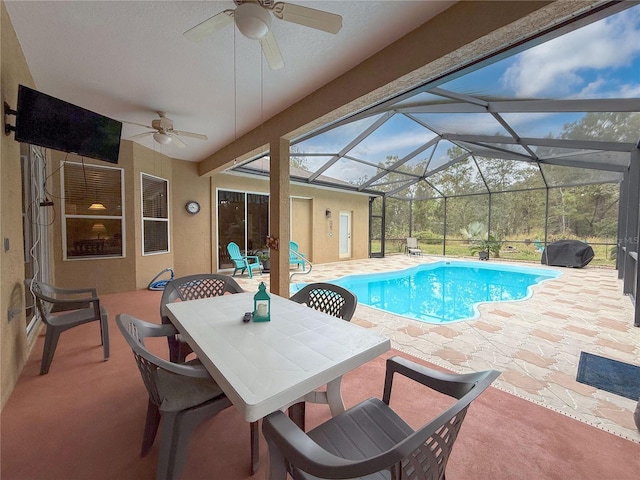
[4,102,17,136]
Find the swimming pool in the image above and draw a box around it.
[311,261,561,324]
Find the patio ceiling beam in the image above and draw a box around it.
[395,97,640,115]
[538,157,627,172]
[443,133,635,152]
[455,143,535,161]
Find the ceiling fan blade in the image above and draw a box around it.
[174,130,208,140]
[183,10,234,42]
[129,131,155,139]
[122,120,154,129]
[274,2,342,34]
[168,134,187,148]
[260,31,284,70]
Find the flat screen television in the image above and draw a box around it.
[14,85,122,164]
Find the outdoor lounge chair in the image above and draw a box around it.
[289,241,307,270]
[226,242,262,278]
[406,237,422,255]
[25,278,109,375]
[263,355,500,480]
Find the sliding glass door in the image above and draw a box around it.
[217,190,269,269]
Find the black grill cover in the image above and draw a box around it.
[541,240,594,268]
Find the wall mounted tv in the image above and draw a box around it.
[14,85,122,164]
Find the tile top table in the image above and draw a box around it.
[166,291,390,423]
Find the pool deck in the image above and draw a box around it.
[233,254,640,442]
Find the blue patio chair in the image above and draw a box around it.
[534,240,545,252]
[226,242,262,278]
[289,241,306,270]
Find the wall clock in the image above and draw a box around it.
[185,201,200,215]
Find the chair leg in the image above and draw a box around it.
[157,397,232,480]
[40,326,62,375]
[250,420,259,475]
[100,313,110,360]
[141,400,161,457]
[288,402,306,431]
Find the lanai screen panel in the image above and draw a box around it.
[347,114,436,165]
[475,157,545,192]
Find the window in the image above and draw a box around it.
[142,173,169,255]
[62,161,124,259]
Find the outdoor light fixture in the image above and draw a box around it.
[325,208,332,218]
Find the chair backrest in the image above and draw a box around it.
[25,279,95,323]
[160,274,243,324]
[407,237,419,248]
[289,240,299,258]
[226,242,245,266]
[383,366,500,480]
[289,282,357,321]
[116,314,180,407]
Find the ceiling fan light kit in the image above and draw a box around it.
[153,132,172,145]
[235,2,272,39]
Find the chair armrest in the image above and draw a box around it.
[245,255,260,264]
[41,283,98,298]
[117,315,211,379]
[262,410,404,479]
[383,355,499,402]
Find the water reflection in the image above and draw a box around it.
[332,263,559,323]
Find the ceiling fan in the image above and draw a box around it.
[125,112,208,148]
[183,0,342,70]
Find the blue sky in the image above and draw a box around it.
[443,4,640,99]
[292,5,640,183]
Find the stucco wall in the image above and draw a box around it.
[171,158,212,276]
[1,1,37,408]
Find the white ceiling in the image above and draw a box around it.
[5,0,455,162]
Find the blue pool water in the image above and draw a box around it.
[305,261,561,324]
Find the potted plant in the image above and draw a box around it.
[469,235,504,260]
[257,251,270,272]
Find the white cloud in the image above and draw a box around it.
[350,130,434,157]
[502,9,640,98]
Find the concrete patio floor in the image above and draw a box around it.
[233,254,640,442]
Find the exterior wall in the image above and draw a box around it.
[211,173,370,268]
[171,158,212,276]
[49,142,175,293]
[1,1,37,408]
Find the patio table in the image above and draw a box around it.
[166,291,390,471]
